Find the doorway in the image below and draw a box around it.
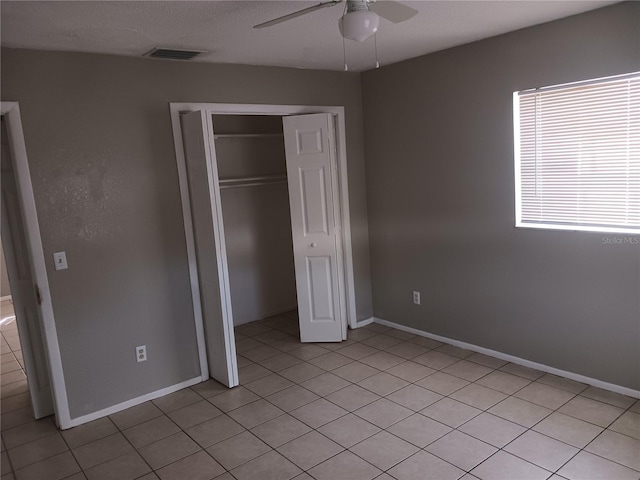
[170,103,358,389]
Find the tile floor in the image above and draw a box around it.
[1,307,639,480]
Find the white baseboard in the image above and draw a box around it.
[0,295,12,302]
[66,376,204,429]
[374,317,640,400]
[355,317,375,328]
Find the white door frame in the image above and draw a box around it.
[1,102,71,428]
[170,103,358,380]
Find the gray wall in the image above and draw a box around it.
[1,49,373,418]
[362,3,640,390]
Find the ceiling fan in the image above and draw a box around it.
[254,0,419,42]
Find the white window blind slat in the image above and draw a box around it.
[514,72,640,234]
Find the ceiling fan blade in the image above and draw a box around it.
[254,1,342,29]
[369,1,418,23]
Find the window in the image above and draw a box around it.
[514,72,639,234]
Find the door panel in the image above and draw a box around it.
[181,111,237,387]
[1,120,53,418]
[283,113,343,343]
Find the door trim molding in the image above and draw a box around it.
[170,103,358,380]
[1,102,72,428]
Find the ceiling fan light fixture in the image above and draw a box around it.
[340,10,379,42]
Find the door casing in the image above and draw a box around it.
[170,103,358,383]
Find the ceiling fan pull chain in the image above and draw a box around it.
[342,2,349,71]
[374,32,380,68]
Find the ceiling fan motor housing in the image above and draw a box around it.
[341,0,380,42]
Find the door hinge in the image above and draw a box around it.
[35,284,42,305]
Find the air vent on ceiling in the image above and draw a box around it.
[144,48,205,60]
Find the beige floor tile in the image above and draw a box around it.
[630,400,640,414]
[387,450,465,480]
[350,431,418,471]
[207,431,271,470]
[359,351,405,371]
[386,384,442,411]
[471,451,550,480]
[558,395,624,428]
[308,352,352,371]
[609,410,640,440]
[317,413,380,448]
[585,429,640,471]
[265,385,319,412]
[413,351,459,370]
[7,432,68,470]
[12,451,80,480]
[244,373,294,397]
[250,414,311,448]
[537,374,587,394]
[122,416,181,449]
[227,399,283,429]
[357,372,409,396]
[190,379,228,399]
[488,397,552,428]
[475,370,531,395]
[241,345,281,363]
[185,415,245,448]
[307,450,381,480]
[72,433,134,470]
[442,360,493,382]
[289,345,329,361]
[450,383,507,410]
[458,412,526,448]
[1,407,34,432]
[383,342,429,360]
[230,450,301,480]
[206,386,260,412]
[0,393,31,415]
[137,432,200,470]
[152,389,202,414]
[557,451,640,480]
[533,412,603,448]
[324,384,381,411]
[332,362,379,383]
[386,414,451,448]
[83,451,150,480]
[426,430,497,471]
[580,387,636,409]
[279,363,325,383]
[504,430,579,471]
[435,344,474,359]
[385,361,435,383]
[499,363,544,380]
[2,418,58,449]
[354,398,412,429]
[235,355,254,368]
[514,382,576,410]
[421,398,481,428]
[61,418,118,449]
[238,363,272,383]
[415,372,469,396]
[155,450,224,480]
[109,402,163,430]
[290,398,348,428]
[408,336,444,350]
[361,334,403,350]
[300,372,350,396]
[347,328,378,342]
[466,353,508,369]
[277,431,343,470]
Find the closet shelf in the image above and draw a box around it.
[214,133,284,139]
[219,174,287,190]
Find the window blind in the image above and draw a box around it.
[515,72,639,234]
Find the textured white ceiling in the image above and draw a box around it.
[0,1,619,72]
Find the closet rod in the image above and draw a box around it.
[219,174,287,190]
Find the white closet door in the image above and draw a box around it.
[181,110,237,387]
[283,113,343,343]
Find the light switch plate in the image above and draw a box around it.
[53,252,68,270]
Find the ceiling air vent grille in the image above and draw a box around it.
[145,48,205,60]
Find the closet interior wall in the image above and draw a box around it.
[212,115,297,327]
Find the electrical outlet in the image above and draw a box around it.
[136,345,147,363]
[412,291,421,305]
